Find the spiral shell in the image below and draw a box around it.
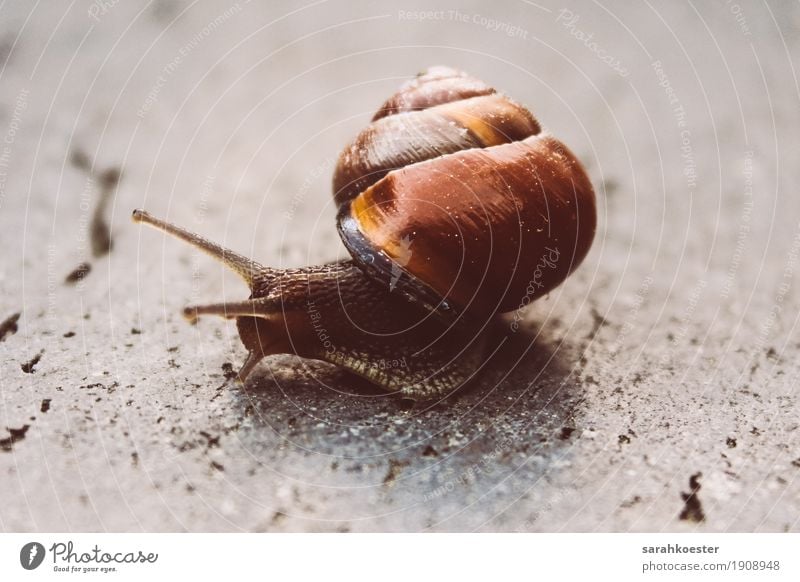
[333,67,596,319]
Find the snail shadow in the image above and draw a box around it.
[457,318,581,414]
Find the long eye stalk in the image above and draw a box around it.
[132,209,270,287]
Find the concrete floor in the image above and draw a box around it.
[1,0,799,532]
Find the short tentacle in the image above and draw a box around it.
[235,350,264,383]
[182,298,278,323]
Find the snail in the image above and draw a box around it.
[133,66,596,401]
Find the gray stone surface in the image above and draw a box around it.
[1,1,799,532]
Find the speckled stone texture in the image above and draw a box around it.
[1,1,798,532]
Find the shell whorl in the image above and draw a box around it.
[333,67,541,207]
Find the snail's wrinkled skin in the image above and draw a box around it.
[239,261,488,400]
[133,66,596,401]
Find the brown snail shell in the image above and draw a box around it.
[334,66,595,319]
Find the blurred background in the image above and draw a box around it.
[0,0,798,532]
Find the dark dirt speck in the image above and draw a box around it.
[221,362,237,380]
[679,472,705,523]
[89,167,121,258]
[65,262,92,284]
[70,148,91,171]
[383,458,409,486]
[559,427,576,440]
[0,425,31,452]
[0,312,20,342]
[21,351,43,374]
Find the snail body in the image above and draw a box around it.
[133,66,596,401]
